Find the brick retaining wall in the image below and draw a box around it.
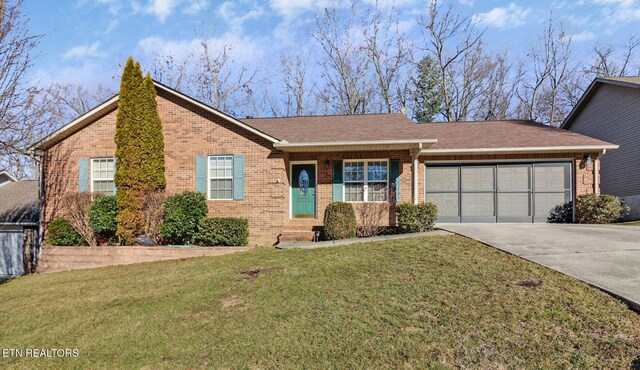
[36,246,252,273]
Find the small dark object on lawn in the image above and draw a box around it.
[242,268,262,278]
[515,279,543,288]
[137,235,155,246]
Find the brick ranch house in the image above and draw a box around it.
[32,81,617,246]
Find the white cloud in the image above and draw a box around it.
[137,33,264,61]
[269,0,314,18]
[593,0,640,24]
[570,31,596,42]
[217,1,265,32]
[472,3,531,29]
[361,0,418,8]
[62,41,103,59]
[131,0,210,22]
[459,0,475,5]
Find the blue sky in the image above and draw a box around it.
[24,0,640,88]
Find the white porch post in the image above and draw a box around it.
[411,144,422,205]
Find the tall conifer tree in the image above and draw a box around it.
[114,57,166,244]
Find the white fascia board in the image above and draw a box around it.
[422,145,619,155]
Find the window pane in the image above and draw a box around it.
[461,193,495,216]
[498,193,531,217]
[426,193,459,217]
[345,183,364,202]
[462,167,495,191]
[498,166,530,191]
[367,182,388,201]
[426,167,459,191]
[344,162,364,182]
[367,162,388,182]
[210,178,232,199]
[534,163,570,191]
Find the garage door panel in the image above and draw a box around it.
[426,193,459,223]
[534,163,571,191]
[461,193,496,222]
[461,167,495,191]
[534,191,571,223]
[426,167,459,191]
[498,193,532,222]
[498,166,531,191]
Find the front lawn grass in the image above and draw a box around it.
[1,235,639,368]
[618,220,640,226]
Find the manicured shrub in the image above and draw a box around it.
[194,217,249,246]
[548,201,573,223]
[548,194,629,224]
[576,194,628,224]
[46,218,86,246]
[160,191,208,245]
[323,202,356,240]
[89,195,118,243]
[396,202,438,233]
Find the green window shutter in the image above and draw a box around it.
[332,160,343,202]
[78,158,89,192]
[195,155,207,195]
[233,155,245,200]
[390,159,401,202]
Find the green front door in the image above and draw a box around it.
[292,163,316,218]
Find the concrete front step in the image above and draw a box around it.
[279,230,317,242]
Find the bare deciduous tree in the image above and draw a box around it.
[312,4,375,114]
[419,0,496,121]
[587,36,640,78]
[361,3,413,113]
[0,0,42,175]
[515,17,577,126]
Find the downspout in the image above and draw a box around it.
[594,149,606,194]
[33,149,45,273]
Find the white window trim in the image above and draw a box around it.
[207,155,234,201]
[343,159,390,203]
[90,157,115,195]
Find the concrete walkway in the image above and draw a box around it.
[277,230,451,249]
[439,223,640,310]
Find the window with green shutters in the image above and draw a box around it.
[208,155,233,200]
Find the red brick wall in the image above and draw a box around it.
[43,90,288,246]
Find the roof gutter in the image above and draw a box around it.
[274,138,438,148]
[421,145,619,156]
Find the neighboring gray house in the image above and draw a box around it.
[562,77,640,220]
[0,172,39,276]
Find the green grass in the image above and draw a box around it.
[1,235,639,369]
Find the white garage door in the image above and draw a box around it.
[0,227,24,275]
[426,162,572,223]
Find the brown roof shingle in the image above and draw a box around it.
[244,114,615,150]
[0,181,38,224]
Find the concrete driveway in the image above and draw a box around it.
[438,224,640,310]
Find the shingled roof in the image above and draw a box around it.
[244,115,616,152]
[0,180,38,224]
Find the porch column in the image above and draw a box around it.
[411,148,420,205]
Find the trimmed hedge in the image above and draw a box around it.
[550,193,628,224]
[323,202,356,240]
[47,218,86,246]
[160,191,208,245]
[396,202,438,233]
[194,217,249,246]
[89,195,118,243]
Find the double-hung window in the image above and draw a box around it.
[344,160,389,202]
[91,158,115,195]
[209,155,233,200]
